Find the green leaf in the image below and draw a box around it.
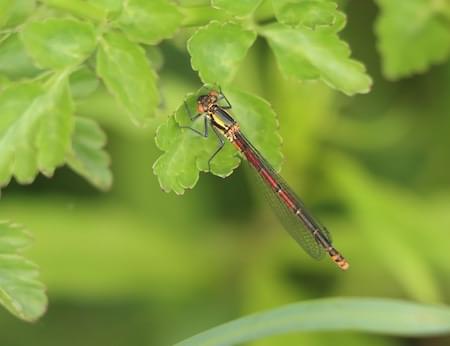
[20,18,97,69]
[262,23,372,95]
[272,0,346,31]
[0,0,15,28]
[69,66,100,99]
[211,0,263,16]
[87,0,122,14]
[2,0,35,28]
[0,33,42,79]
[114,0,182,44]
[0,71,74,186]
[153,86,282,194]
[96,32,159,125]
[375,0,450,79]
[43,0,107,22]
[66,117,112,191]
[0,221,47,322]
[175,298,450,346]
[188,21,257,86]
[179,5,231,27]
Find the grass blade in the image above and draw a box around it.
[176,298,450,346]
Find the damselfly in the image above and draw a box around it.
[182,89,349,270]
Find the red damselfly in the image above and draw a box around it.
[182,89,349,270]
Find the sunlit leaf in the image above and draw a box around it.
[153,86,282,194]
[188,21,257,86]
[375,0,450,79]
[115,0,182,44]
[262,23,372,95]
[20,18,97,69]
[96,32,159,125]
[0,71,74,186]
[66,117,112,190]
[272,0,346,31]
[0,221,47,322]
[176,298,450,346]
[211,0,263,16]
[0,33,41,79]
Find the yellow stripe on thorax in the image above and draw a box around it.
[211,113,230,130]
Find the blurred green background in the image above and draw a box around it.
[1,1,449,345]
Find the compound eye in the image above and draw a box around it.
[197,102,205,113]
[209,90,219,97]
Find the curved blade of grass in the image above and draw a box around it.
[176,298,450,346]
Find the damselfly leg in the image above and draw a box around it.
[217,88,232,109]
[208,126,225,169]
[181,99,226,171]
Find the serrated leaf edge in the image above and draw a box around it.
[187,20,257,86]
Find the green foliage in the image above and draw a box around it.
[176,298,450,346]
[188,21,257,86]
[155,0,370,192]
[96,32,159,125]
[153,85,282,194]
[66,117,112,191]
[0,34,41,79]
[0,0,15,28]
[69,66,100,99]
[20,18,97,69]
[211,0,263,17]
[262,23,371,95]
[272,0,346,31]
[0,72,73,185]
[114,0,182,44]
[375,0,450,79]
[0,0,370,195]
[3,0,36,28]
[0,221,46,322]
[87,0,122,14]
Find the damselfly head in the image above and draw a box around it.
[197,91,219,113]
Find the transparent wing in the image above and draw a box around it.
[251,166,325,259]
[239,132,331,259]
[271,169,332,244]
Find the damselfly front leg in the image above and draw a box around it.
[180,100,209,137]
[180,100,226,171]
[183,101,204,122]
[217,87,232,110]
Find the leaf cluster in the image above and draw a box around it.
[154,0,372,194]
[0,221,47,322]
